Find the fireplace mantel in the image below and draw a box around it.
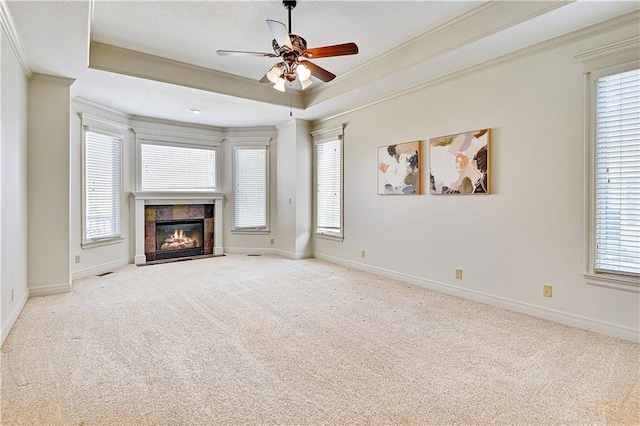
[132,191,224,204]
[131,192,224,264]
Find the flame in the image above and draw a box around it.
[172,229,187,242]
[160,227,200,251]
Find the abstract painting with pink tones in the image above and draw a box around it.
[378,141,421,195]
[429,129,490,195]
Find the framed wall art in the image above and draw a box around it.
[378,140,421,195]
[429,129,490,195]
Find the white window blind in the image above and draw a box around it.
[141,143,216,191]
[234,147,267,229]
[316,139,342,235]
[84,130,122,241]
[594,68,640,276]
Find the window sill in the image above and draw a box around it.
[231,229,270,235]
[585,272,640,293]
[82,236,125,249]
[315,233,344,242]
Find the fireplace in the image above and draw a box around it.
[142,203,214,262]
[155,219,204,260]
[133,194,223,265]
[144,204,214,262]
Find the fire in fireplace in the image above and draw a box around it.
[155,219,204,260]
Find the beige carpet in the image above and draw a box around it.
[1,254,638,425]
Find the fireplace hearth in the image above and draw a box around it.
[155,219,204,260]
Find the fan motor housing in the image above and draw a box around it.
[272,34,307,56]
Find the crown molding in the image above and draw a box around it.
[131,116,225,145]
[130,115,226,134]
[74,97,132,119]
[304,0,569,108]
[276,118,310,131]
[29,73,75,87]
[223,126,277,136]
[314,11,640,125]
[0,0,32,77]
[575,36,640,64]
[80,112,130,131]
[225,136,273,146]
[89,42,305,110]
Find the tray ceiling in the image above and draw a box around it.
[4,1,639,128]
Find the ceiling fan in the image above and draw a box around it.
[217,0,359,92]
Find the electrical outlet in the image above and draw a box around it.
[543,285,553,298]
[269,238,274,245]
[455,269,463,280]
[360,250,366,258]
[75,255,81,264]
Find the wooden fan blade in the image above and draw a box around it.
[302,43,358,59]
[305,61,336,82]
[266,19,293,49]
[217,50,276,57]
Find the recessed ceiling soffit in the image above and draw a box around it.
[87,1,575,111]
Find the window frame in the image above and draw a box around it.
[81,126,125,248]
[231,145,270,234]
[313,127,344,241]
[584,61,640,293]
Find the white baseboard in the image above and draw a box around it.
[71,257,133,280]
[224,247,278,256]
[223,248,312,260]
[134,255,146,265]
[276,249,313,260]
[314,253,640,344]
[29,282,71,298]
[1,288,29,346]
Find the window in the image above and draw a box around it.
[141,142,216,191]
[315,137,343,239]
[593,68,640,277]
[233,147,268,231]
[83,129,122,245]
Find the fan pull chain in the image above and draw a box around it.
[290,95,293,117]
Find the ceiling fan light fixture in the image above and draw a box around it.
[218,0,358,95]
[266,64,283,83]
[273,77,286,92]
[296,63,311,82]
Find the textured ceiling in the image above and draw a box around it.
[91,1,481,81]
[4,1,640,128]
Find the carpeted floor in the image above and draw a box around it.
[1,254,639,425]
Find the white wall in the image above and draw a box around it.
[294,120,312,256]
[27,75,74,297]
[1,28,28,343]
[275,119,312,259]
[276,120,297,256]
[312,25,640,340]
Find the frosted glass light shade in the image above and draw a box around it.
[297,63,311,82]
[266,65,283,83]
[273,78,286,92]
